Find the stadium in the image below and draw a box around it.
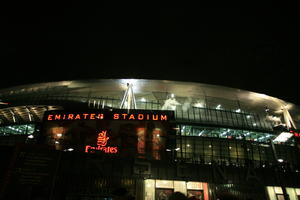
[0,79,299,200]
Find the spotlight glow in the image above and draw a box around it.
[273,132,293,143]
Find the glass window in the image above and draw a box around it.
[229,141,237,159]
[0,124,35,136]
[274,187,283,194]
[187,182,203,190]
[212,141,221,161]
[176,124,275,144]
[156,180,174,188]
[174,181,186,195]
[252,145,260,162]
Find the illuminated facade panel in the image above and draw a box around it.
[145,179,209,200]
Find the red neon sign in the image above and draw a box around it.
[47,113,104,121]
[46,112,168,121]
[85,130,118,154]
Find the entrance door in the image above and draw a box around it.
[187,190,204,200]
[155,188,174,200]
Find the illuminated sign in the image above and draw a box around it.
[113,113,168,121]
[45,111,171,122]
[42,109,173,158]
[85,130,118,154]
[47,113,104,121]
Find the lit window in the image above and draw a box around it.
[156,180,174,188]
[140,97,146,102]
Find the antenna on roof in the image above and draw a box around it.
[120,83,137,110]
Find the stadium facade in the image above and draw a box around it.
[0,79,299,200]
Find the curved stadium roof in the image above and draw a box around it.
[0,79,299,128]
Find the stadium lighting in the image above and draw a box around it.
[216,104,222,110]
[198,130,204,136]
[140,97,146,102]
[273,132,293,143]
[277,159,284,163]
[193,102,204,108]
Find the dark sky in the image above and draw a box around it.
[1,6,299,104]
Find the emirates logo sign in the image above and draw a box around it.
[85,130,118,154]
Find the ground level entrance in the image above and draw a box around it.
[144,179,209,200]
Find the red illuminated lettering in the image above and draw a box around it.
[138,114,144,120]
[160,115,167,121]
[85,145,91,153]
[114,113,119,120]
[83,113,89,119]
[46,112,169,121]
[47,114,53,121]
[97,114,104,119]
[90,113,95,119]
[68,114,74,120]
[110,147,118,153]
[122,113,128,119]
[129,114,135,120]
[75,114,81,120]
[85,130,118,154]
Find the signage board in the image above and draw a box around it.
[42,109,174,159]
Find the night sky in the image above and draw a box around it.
[1,6,299,104]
